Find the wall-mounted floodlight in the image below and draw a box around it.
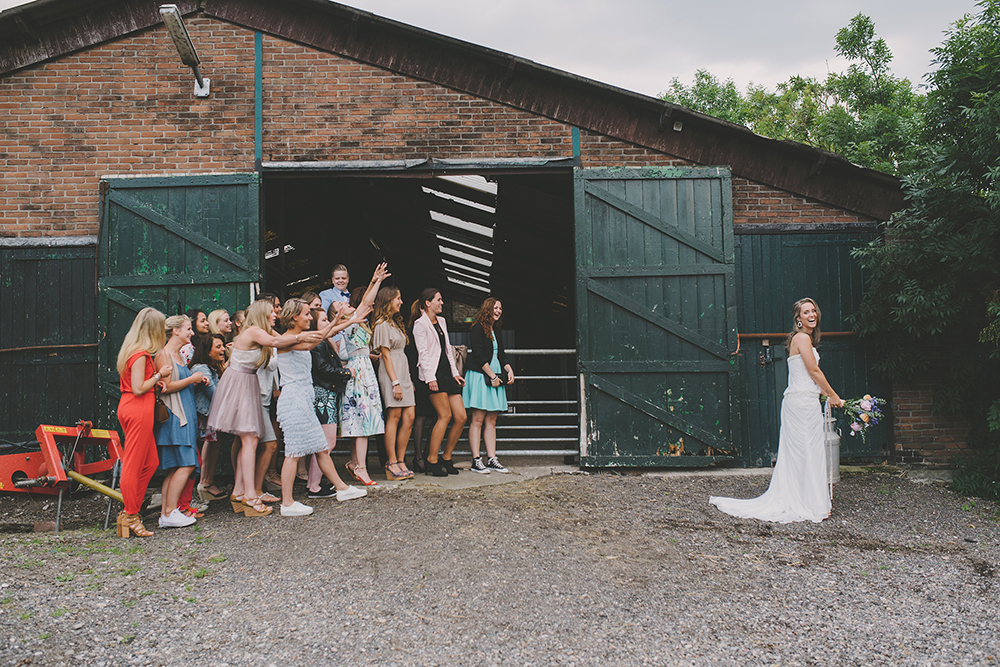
[159,4,210,98]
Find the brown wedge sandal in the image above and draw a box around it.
[241,496,273,517]
[117,511,154,538]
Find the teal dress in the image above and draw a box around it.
[463,337,508,412]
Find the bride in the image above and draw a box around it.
[710,298,844,523]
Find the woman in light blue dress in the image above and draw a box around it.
[463,298,515,474]
[154,315,208,528]
[275,298,370,516]
[338,264,390,486]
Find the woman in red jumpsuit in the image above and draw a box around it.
[116,307,172,538]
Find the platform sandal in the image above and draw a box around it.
[241,495,273,517]
[230,494,246,514]
[385,462,413,480]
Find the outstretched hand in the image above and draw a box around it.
[371,262,391,284]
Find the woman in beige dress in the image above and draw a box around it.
[372,286,415,480]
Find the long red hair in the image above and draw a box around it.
[472,297,499,340]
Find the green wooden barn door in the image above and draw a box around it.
[735,230,889,466]
[96,174,260,429]
[575,167,739,467]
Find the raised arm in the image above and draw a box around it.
[241,325,321,349]
[360,263,390,310]
[290,305,373,351]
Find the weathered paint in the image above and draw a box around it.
[734,230,890,465]
[575,167,739,467]
[97,174,260,428]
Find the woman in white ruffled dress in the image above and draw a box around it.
[710,298,844,523]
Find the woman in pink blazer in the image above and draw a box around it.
[412,288,467,477]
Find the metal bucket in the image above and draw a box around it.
[824,411,840,485]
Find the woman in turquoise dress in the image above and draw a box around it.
[463,298,515,474]
[338,263,390,486]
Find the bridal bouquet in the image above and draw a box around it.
[842,394,885,443]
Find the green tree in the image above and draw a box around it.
[851,1,1000,496]
[660,14,924,177]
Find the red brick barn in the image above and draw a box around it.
[0,0,960,466]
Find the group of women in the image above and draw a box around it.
[113,262,516,537]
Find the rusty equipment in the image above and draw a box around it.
[0,421,124,532]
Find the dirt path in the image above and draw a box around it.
[2,470,998,665]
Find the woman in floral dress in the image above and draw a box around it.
[339,263,390,486]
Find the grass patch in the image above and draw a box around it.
[55,572,75,582]
[192,568,208,579]
[50,608,68,618]
[208,555,226,564]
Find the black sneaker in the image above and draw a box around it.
[470,457,490,474]
[485,457,509,473]
[307,482,337,499]
[440,457,459,475]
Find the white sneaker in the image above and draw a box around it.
[190,500,209,512]
[158,508,196,528]
[279,501,314,516]
[336,486,368,502]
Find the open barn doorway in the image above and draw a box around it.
[260,169,578,456]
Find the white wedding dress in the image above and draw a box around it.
[710,348,831,523]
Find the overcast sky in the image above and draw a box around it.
[0,0,982,96]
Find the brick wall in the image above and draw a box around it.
[0,17,255,238]
[892,384,974,465]
[579,130,874,225]
[261,36,573,162]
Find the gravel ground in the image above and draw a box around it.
[1,468,998,666]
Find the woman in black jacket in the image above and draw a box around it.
[306,306,364,500]
[462,298,515,474]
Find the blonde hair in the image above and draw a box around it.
[785,298,822,349]
[207,309,229,335]
[244,300,276,369]
[164,314,190,337]
[280,298,310,330]
[373,286,408,344]
[116,308,166,376]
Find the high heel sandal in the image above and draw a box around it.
[116,511,154,538]
[384,462,410,480]
[241,495,273,517]
[230,494,246,514]
[387,462,414,480]
[347,462,378,487]
[197,483,227,502]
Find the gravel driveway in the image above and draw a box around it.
[1,466,997,666]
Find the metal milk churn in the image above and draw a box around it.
[824,401,840,485]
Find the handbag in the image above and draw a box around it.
[154,393,170,424]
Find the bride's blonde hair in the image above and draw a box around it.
[785,298,822,349]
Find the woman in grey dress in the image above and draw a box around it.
[373,286,415,480]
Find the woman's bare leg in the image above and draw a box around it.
[442,394,467,460]
[427,393,453,464]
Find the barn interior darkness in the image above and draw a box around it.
[261,171,576,350]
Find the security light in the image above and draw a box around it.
[159,4,210,97]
